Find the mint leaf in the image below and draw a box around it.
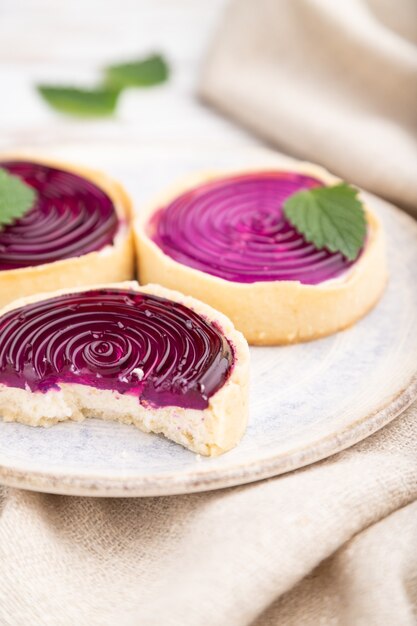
[0,169,37,228]
[37,86,119,117]
[104,54,169,89]
[283,183,366,261]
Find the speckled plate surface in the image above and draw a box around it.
[0,144,416,497]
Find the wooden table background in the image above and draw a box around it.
[0,0,259,153]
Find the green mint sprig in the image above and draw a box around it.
[36,53,169,118]
[283,183,367,261]
[0,168,38,228]
[36,86,120,118]
[104,54,169,90]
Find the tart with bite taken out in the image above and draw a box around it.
[0,156,134,307]
[0,282,249,456]
[134,163,387,345]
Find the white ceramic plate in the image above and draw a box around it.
[0,144,416,496]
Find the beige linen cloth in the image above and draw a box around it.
[200,0,417,211]
[0,406,416,625]
[1,1,417,624]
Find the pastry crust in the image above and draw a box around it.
[0,282,249,456]
[0,154,134,308]
[134,162,388,345]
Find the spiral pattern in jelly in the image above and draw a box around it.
[0,289,233,409]
[149,172,360,284]
[0,161,119,270]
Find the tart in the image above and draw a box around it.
[0,156,134,308]
[0,281,249,456]
[134,163,387,344]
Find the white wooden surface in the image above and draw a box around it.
[0,0,259,152]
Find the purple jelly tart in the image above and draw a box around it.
[0,157,133,307]
[0,282,249,456]
[135,165,387,344]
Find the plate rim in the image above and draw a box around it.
[0,373,415,497]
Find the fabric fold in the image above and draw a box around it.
[0,403,415,625]
[199,0,417,211]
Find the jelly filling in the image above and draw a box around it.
[149,171,362,285]
[0,161,119,270]
[0,289,233,410]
